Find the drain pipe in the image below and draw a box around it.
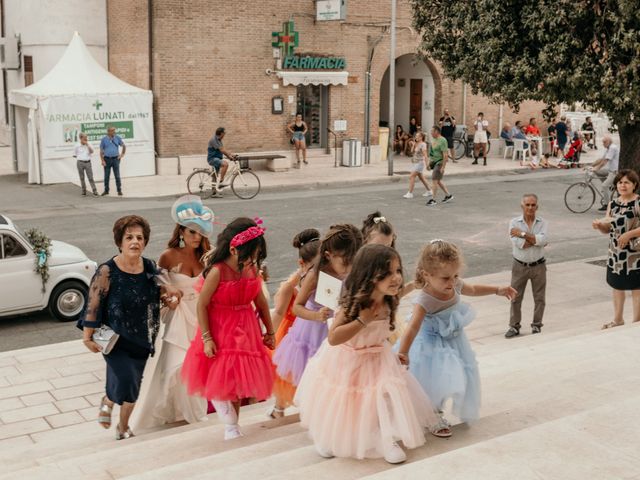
[462,81,467,126]
[148,0,159,174]
[364,34,383,166]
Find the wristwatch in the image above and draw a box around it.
[520,231,526,238]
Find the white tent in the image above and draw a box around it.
[9,32,155,184]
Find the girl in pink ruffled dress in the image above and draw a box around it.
[295,244,440,464]
[181,217,275,440]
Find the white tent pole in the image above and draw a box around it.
[9,104,17,173]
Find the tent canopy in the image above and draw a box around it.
[9,32,147,109]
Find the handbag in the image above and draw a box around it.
[628,199,640,251]
[92,325,120,355]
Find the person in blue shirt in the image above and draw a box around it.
[500,123,514,147]
[555,117,569,154]
[100,126,127,196]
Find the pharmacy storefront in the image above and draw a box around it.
[272,20,349,149]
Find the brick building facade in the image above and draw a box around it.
[107,0,545,160]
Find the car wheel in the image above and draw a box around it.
[48,281,88,322]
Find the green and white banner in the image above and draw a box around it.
[39,94,153,159]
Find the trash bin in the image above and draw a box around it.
[378,127,389,162]
[342,139,363,167]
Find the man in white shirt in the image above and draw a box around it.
[591,135,619,211]
[74,133,98,196]
[506,193,549,338]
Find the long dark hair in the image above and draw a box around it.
[167,224,211,261]
[316,224,363,276]
[339,244,401,331]
[292,228,321,263]
[361,211,396,248]
[202,217,267,277]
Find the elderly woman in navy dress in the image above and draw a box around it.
[79,215,182,440]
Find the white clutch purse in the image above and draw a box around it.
[92,325,120,355]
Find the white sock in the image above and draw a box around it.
[211,399,238,425]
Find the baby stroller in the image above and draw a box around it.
[557,135,582,168]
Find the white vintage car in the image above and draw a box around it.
[0,215,96,321]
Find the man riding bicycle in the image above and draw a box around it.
[207,127,236,186]
[590,135,619,211]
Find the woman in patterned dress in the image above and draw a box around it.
[593,169,640,329]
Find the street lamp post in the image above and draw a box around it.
[387,0,396,176]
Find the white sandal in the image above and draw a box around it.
[115,424,134,440]
[267,406,285,419]
[430,414,452,438]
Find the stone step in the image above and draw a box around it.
[2,414,301,480]
[0,400,282,475]
[121,427,317,480]
[12,326,638,480]
[362,394,640,479]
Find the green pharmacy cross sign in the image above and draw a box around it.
[272,20,298,57]
[271,20,346,71]
[93,100,103,111]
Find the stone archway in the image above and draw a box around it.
[371,43,443,142]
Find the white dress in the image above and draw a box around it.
[130,271,208,431]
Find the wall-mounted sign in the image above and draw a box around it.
[334,119,347,132]
[272,20,346,71]
[316,0,347,21]
[272,96,283,114]
[283,56,346,70]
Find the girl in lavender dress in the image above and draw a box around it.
[272,224,362,401]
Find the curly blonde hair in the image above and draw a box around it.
[414,240,463,288]
[339,244,401,331]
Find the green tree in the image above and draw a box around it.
[411,0,640,167]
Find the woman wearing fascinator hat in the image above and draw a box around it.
[130,195,213,431]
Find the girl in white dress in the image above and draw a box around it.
[131,195,214,431]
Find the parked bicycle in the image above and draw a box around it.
[187,156,261,200]
[564,168,615,213]
[452,125,491,160]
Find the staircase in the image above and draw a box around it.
[1,261,638,479]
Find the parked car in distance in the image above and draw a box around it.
[0,214,96,321]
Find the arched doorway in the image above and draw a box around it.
[379,54,436,135]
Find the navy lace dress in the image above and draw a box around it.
[79,257,161,404]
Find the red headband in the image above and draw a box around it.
[230,218,266,248]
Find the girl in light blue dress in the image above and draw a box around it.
[397,240,516,433]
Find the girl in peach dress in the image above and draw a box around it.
[295,245,440,464]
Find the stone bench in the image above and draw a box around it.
[236,153,289,172]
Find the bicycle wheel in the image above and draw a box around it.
[453,139,466,160]
[187,169,215,199]
[564,182,595,213]
[231,170,261,199]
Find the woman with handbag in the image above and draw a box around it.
[130,197,213,431]
[592,169,640,329]
[79,215,182,440]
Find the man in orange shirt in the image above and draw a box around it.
[524,118,541,136]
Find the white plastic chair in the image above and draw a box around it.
[512,139,531,162]
[502,140,514,159]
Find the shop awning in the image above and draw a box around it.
[276,71,349,86]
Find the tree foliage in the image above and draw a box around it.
[411,0,640,166]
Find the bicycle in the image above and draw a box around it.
[564,169,615,213]
[452,126,491,160]
[187,156,261,200]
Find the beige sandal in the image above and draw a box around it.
[601,321,624,330]
[98,395,113,429]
